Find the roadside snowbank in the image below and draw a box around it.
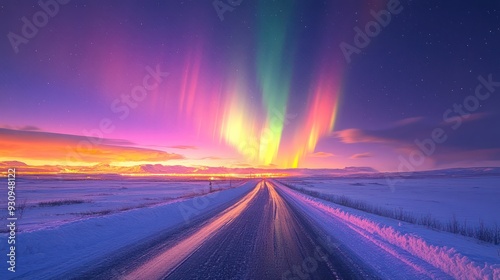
[274,180,500,279]
[0,181,255,279]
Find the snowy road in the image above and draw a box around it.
[69,180,497,279]
[75,180,374,279]
[162,181,372,280]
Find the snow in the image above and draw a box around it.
[0,179,256,279]
[279,176,500,227]
[2,176,499,279]
[273,180,500,279]
[0,177,241,232]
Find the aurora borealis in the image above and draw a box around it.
[1,0,500,172]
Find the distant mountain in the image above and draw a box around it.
[1,161,498,178]
[0,160,27,166]
[378,167,500,180]
[408,167,500,177]
[288,167,379,177]
[342,166,379,173]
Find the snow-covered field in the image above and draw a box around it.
[278,176,500,228]
[1,175,499,279]
[0,177,241,232]
[0,179,256,279]
[273,180,500,279]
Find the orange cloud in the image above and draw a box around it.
[309,152,335,158]
[335,129,387,144]
[350,153,372,159]
[0,128,183,165]
[169,145,198,150]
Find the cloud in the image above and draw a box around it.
[20,125,41,131]
[335,116,446,145]
[336,114,500,149]
[169,145,198,150]
[257,163,278,168]
[232,163,252,167]
[309,152,335,158]
[335,128,389,144]
[350,153,372,159]
[335,116,437,145]
[335,112,500,164]
[1,125,41,131]
[0,128,135,146]
[199,156,223,160]
[0,128,183,164]
[393,116,424,126]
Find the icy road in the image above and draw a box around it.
[156,181,370,280]
[71,180,497,280]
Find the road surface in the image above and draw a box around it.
[75,181,376,279]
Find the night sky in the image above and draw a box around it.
[1,0,499,171]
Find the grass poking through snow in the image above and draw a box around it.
[38,199,88,207]
[279,181,500,244]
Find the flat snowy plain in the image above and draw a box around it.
[278,176,500,228]
[0,175,498,279]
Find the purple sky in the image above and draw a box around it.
[1,0,499,171]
